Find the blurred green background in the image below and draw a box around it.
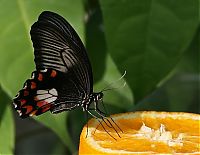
[0,0,199,154]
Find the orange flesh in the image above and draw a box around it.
[79,111,200,154]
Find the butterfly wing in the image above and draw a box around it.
[31,11,93,94]
[13,11,93,117]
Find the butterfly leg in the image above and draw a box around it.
[86,106,113,128]
[96,101,123,133]
[86,109,117,140]
[96,108,123,133]
[92,101,122,138]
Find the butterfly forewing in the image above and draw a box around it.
[31,11,93,94]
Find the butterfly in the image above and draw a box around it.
[13,11,106,119]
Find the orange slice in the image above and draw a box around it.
[79,111,200,154]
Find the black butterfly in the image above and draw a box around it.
[12,11,105,118]
[13,11,122,138]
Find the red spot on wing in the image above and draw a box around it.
[41,104,51,113]
[37,100,48,107]
[50,70,57,78]
[20,99,27,106]
[23,105,33,114]
[31,82,36,89]
[34,96,39,101]
[30,110,37,116]
[38,73,43,81]
[24,90,29,96]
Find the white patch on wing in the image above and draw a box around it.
[13,102,17,108]
[35,88,58,103]
[44,97,57,103]
[49,88,58,96]
[36,94,52,100]
[40,68,47,72]
[31,72,35,79]
[37,90,48,94]
[29,113,34,116]
[14,92,20,99]
[23,83,27,89]
[17,110,22,116]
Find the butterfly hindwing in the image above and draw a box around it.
[13,69,59,118]
[13,68,85,118]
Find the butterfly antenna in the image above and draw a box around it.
[102,81,126,92]
[101,70,127,92]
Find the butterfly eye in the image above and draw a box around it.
[100,93,103,98]
[97,93,103,100]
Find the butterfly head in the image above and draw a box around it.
[95,92,104,101]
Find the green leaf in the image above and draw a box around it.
[173,26,199,74]
[50,141,66,155]
[100,0,199,102]
[0,0,84,152]
[0,87,14,155]
[166,27,199,112]
[35,112,76,153]
[131,27,199,112]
